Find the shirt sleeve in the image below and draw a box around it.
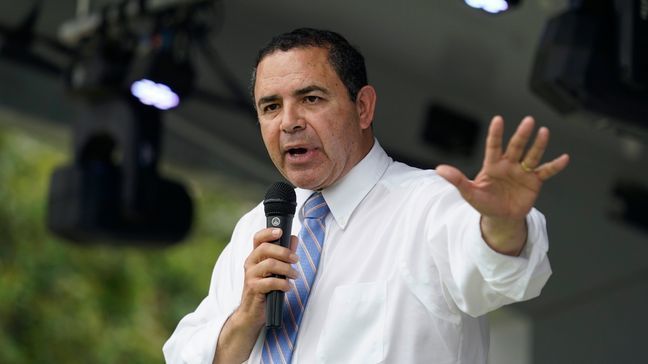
[163,206,262,364]
[427,187,552,318]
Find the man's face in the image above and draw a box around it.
[254,47,373,190]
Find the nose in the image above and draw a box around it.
[281,103,306,133]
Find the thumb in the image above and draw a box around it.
[436,164,472,194]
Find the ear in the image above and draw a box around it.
[355,85,377,130]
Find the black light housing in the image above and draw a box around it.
[529,0,648,129]
[422,103,481,157]
[47,99,193,246]
[611,181,648,233]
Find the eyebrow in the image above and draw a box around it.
[294,85,329,96]
[256,85,330,109]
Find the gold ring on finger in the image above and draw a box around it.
[520,160,534,173]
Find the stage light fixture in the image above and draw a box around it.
[464,0,520,14]
[46,0,244,246]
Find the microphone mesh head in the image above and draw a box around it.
[264,182,296,216]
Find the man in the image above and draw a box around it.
[163,28,570,364]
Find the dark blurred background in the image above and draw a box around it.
[0,0,647,363]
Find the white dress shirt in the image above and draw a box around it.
[163,140,552,364]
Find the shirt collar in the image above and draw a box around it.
[295,139,391,229]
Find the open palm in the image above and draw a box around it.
[436,115,570,221]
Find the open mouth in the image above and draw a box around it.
[287,147,308,156]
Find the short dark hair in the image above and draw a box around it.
[250,28,368,102]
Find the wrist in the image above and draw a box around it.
[214,309,264,364]
[229,306,265,337]
[480,215,527,256]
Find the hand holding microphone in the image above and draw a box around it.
[263,182,297,328]
[235,182,297,334]
[214,184,297,364]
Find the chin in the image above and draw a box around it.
[286,175,323,191]
[290,180,321,191]
[283,164,336,191]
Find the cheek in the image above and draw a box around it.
[260,126,280,156]
[322,129,350,165]
[325,119,357,151]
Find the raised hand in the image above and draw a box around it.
[436,115,569,255]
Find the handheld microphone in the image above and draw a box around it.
[263,181,296,328]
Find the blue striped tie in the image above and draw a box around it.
[262,192,329,364]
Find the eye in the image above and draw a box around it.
[262,103,280,113]
[304,95,320,104]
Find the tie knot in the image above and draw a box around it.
[303,192,329,219]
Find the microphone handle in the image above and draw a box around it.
[265,214,293,328]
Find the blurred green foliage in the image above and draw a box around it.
[0,127,254,363]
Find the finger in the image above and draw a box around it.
[484,116,504,165]
[246,241,298,269]
[249,258,299,280]
[436,164,474,201]
[535,154,570,181]
[289,235,299,253]
[505,116,535,162]
[247,276,293,294]
[522,126,549,168]
[259,242,299,263]
[252,228,282,249]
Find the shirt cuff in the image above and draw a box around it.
[182,315,226,364]
[164,305,235,364]
[467,208,551,302]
